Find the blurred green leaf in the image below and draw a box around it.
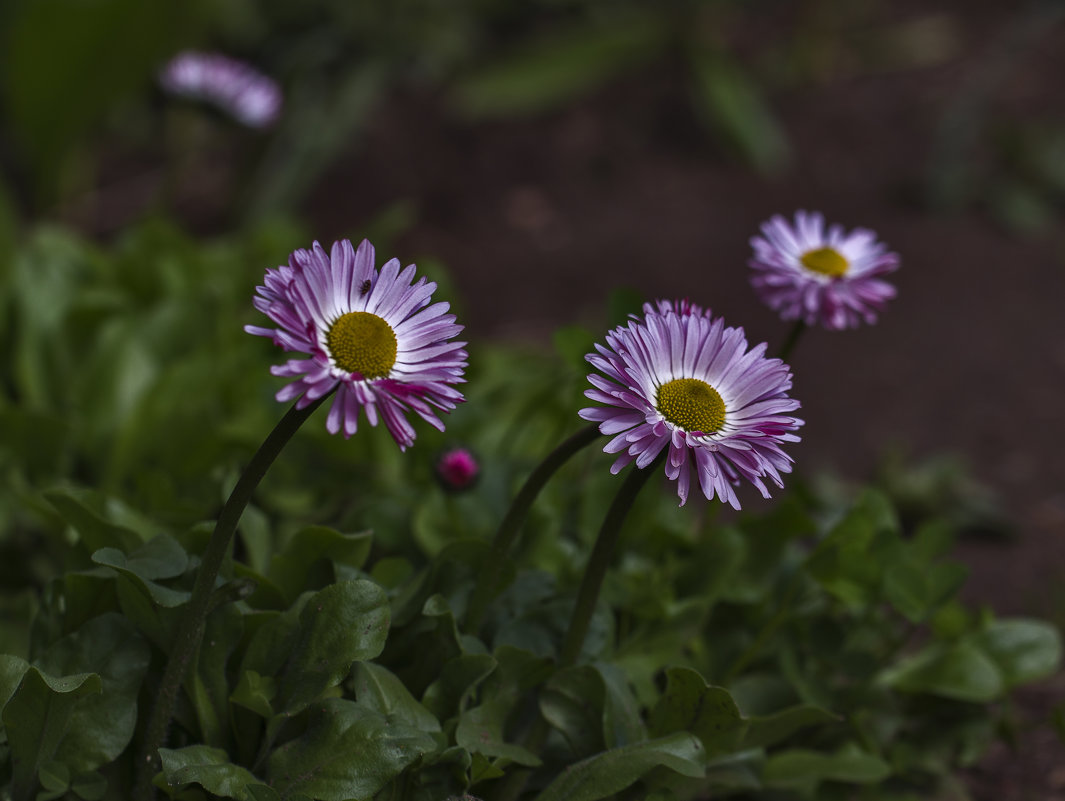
[267,525,373,604]
[742,704,840,750]
[689,52,790,175]
[880,641,1004,702]
[541,666,606,757]
[762,746,890,790]
[452,20,663,118]
[974,619,1062,689]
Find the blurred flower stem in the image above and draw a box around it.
[464,423,601,634]
[133,394,329,801]
[778,320,806,362]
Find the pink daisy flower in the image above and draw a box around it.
[749,211,899,330]
[579,301,803,508]
[246,239,467,450]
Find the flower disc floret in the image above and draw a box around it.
[245,239,467,450]
[579,300,803,508]
[656,378,725,434]
[326,312,398,378]
[749,210,899,330]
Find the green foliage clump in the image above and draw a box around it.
[0,223,1060,801]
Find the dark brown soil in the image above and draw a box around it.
[299,4,1065,798]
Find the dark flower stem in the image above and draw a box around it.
[777,320,806,362]
[464,423,601,635]
[133,395,328,801]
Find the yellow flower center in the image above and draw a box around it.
[800,247,848,277]
[656,378,726,434]
[325,311,398,379]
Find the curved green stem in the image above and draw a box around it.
[464,423,601,635]
[777,320,806,363]
[133,395,328,801]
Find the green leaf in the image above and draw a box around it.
[452,20,663,118]
[267,698,437,800]
[190,603,243,747]
[3,666,102,801]
[532,732,705,801]
[880,641,1004,702]
[975,619,1063,689]
[648,667,746,757]
[421,653,497,722]
[157,745,262,800]
[70,771,107,801]
[351,662,441,733]
[275,580,390,715]
[456,695,542,766]
[44,488,142,553]
[540,666,607,756]
[91,534,190,607]
[0,653,30,708]
[742,704,840,750]
[689,52,789,175]
[268,526,373,604]
[35,613,151,772]
[762,746,891,789]
[598,662,646,748]
[230,671,277,720]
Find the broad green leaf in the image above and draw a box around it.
[268,526,373,603]
[3,667,102,801]
[975,619,1062,688]
[742,704,840,750]
[267,698,437,800]
[91,534,190,607]
[44,488,142,553]
[230,671,276,719]
[35,613,151,772]
[456,695,542,766]
[762,746,891,789]
[157,745,261,800]
[540,666,607,756]
[879,641,1004,702]
[598,662,646,748]
[276,580,390,715]
[351,662,441,733]
[648,667,746,757]
[0,653,30,708]
[421,653,497,722]
[532,732,705,801]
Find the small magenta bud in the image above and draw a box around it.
[436,447,479,492]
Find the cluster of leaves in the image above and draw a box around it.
[0,221,1061,801]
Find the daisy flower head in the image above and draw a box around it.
[160,51,282,128]
[749,211,899,330]
[246,239,467,450]
[579,302,803,508]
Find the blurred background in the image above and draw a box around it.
[1,0,1064,793]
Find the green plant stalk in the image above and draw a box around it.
[464,423,601,634]
[777,319,806,363]
[492,454,663,801]
[133,395,328,801]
